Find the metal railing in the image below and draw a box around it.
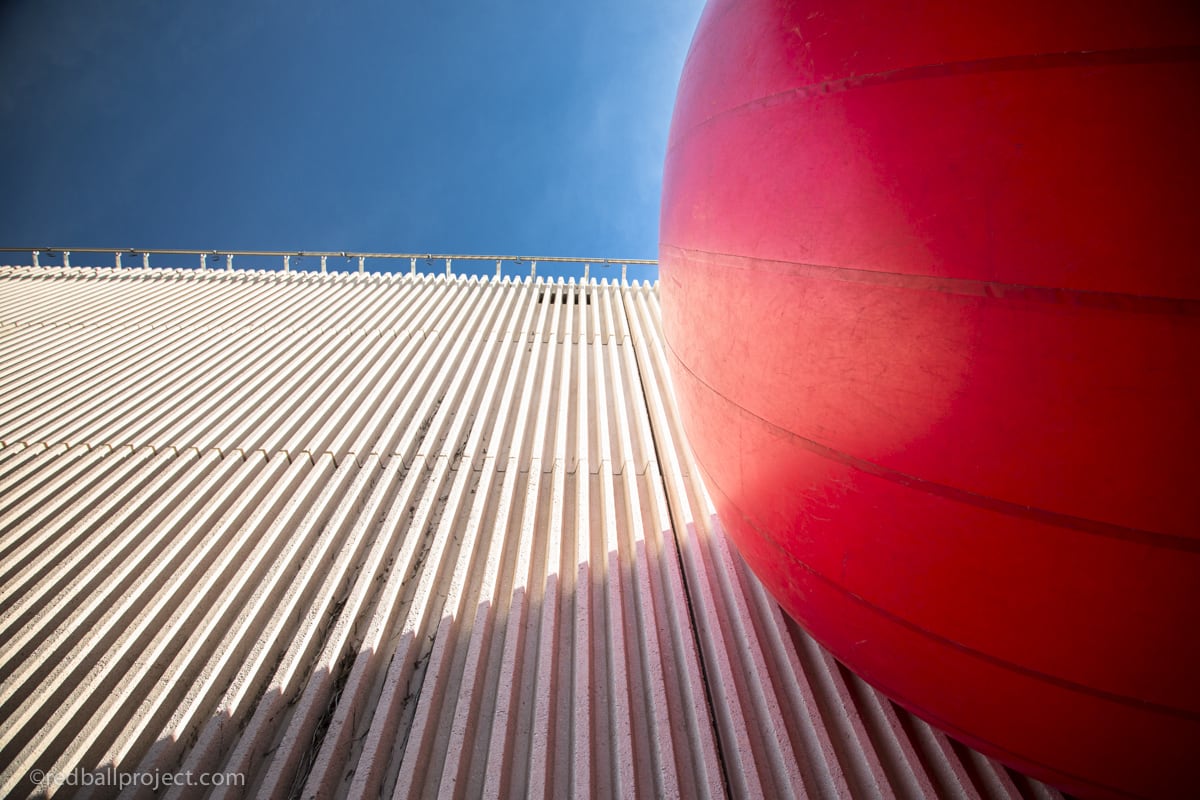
[0,247,658,283]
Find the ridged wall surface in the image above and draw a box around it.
[0,264,1067,799]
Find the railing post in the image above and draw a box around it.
[445,257,452,277]
[358,256,365,274]
[320,255,327,274]
[63,251,70,268]
[226,254,233,271]
[142,252,150,269]
[32,250,39,268]
[200,253,207,270]
[584,263,590,282]
[496,259,502,279]
[115,252,122,269]
[283,255,290,273]
[622,263,628,284]
[531,260,537,279]
[410,257,417,277]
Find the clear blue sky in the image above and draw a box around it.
[0,0,704,273]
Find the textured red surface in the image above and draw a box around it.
[659,2,1200,797]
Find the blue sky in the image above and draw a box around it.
[0,1,704,276]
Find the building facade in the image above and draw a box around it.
[0,262,1063,798]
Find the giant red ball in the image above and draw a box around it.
[659,2,1200,797]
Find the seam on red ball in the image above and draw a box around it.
[662,339,1199,553]
[667,45,1200,154]
[698,460,1200,725]
[659,245,1200,312]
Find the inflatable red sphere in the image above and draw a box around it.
[659,2,1200,797]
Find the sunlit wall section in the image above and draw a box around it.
[0,264,1065,799]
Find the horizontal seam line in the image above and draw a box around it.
[663,337,1200,552]
[667,45,1200,154]
[661,244,1200,315]
[701,464,1200,723]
